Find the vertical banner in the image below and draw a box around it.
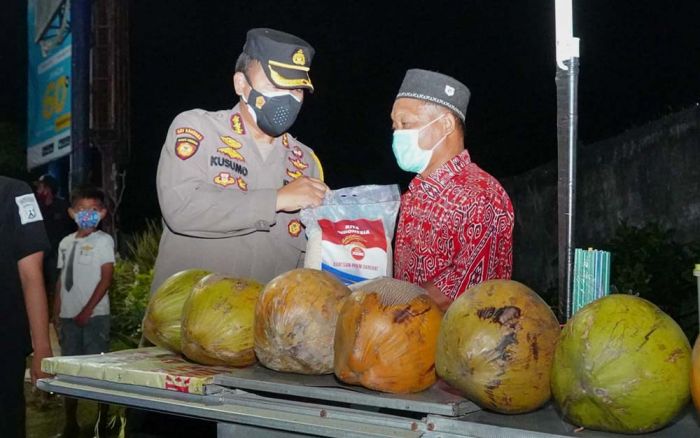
[27,0,72,169]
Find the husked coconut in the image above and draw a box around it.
[436,280,560,414]
[143,269,210,353]
[255,269,351,374]
[334,278,442,393]
[181,274,262,366]
[552,294,691,433]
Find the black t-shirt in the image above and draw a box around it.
[0,176,50,354]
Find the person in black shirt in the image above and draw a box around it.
[0,176,54,438]
[34,174,75,308]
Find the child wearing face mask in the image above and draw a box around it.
[53,185,114,437]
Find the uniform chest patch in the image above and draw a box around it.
[289,157,308,170]
[237,177,248,191]
[213,172,236,187]
[286,169,303,180]
[218,136,245,162]
[288,219,302,237]
[210,155,249,176]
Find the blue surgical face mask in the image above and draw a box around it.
[392,114,447,174]
[75,210,101,229]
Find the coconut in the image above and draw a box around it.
[691,335,700,414]
[551,294,691,434]
[254,268,351,374]
[181,274,262,366]
[143,269,210,353]
[436,280,560,414]
[334,278,442,393]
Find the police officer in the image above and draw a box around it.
[152,28,328,292]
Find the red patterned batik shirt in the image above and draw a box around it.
[394,150,514,301]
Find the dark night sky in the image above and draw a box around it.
[2,1,699,232]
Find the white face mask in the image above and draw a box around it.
[391,114,447,174]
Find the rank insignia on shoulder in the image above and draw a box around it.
[213,172,236,187]
[237,176,248,191]
[291,146,303,158]
[218,136,245,161]
[175,137,199,160]
[289,157,308,170]
[282,133,290,148]
[288,219,302,238]
[230,113,246,135]
[286,168,303,180]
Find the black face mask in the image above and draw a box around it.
[243,77,302,137]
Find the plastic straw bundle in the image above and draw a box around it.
[572,248,611,315]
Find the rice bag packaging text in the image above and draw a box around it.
[301,185,400,285]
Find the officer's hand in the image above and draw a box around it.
[276,177,328,212]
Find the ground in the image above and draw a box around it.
[25,324,121,438]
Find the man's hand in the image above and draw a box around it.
[276,177,328,212]
[30,345,53,384]
[74,307,93,327]
[52,311,61,331]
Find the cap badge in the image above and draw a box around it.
[292,49,306,66]
[444,85,455,97]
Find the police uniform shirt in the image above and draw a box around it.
[152,103,323,291]
[0,177,50,355]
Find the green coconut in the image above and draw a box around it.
[181,274,262,366]
[436,280,560,413]
[551,294,691,434]
[143,269,210,353]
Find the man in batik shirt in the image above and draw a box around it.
[391,69,514,310]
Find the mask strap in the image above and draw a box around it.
[420,113,448,151]
[430,132,449,152]
[419,113,446,133]
[239,72,254,103]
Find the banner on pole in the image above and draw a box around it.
[27,0,72,169]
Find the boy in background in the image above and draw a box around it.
[53,186,114,437]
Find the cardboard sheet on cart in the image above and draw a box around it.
[41,347,232,395]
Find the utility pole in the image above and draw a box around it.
[70,0,92,189]
[555,0,580,322]
[92,0,131,243]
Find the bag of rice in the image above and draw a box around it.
[300,185,400,285]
